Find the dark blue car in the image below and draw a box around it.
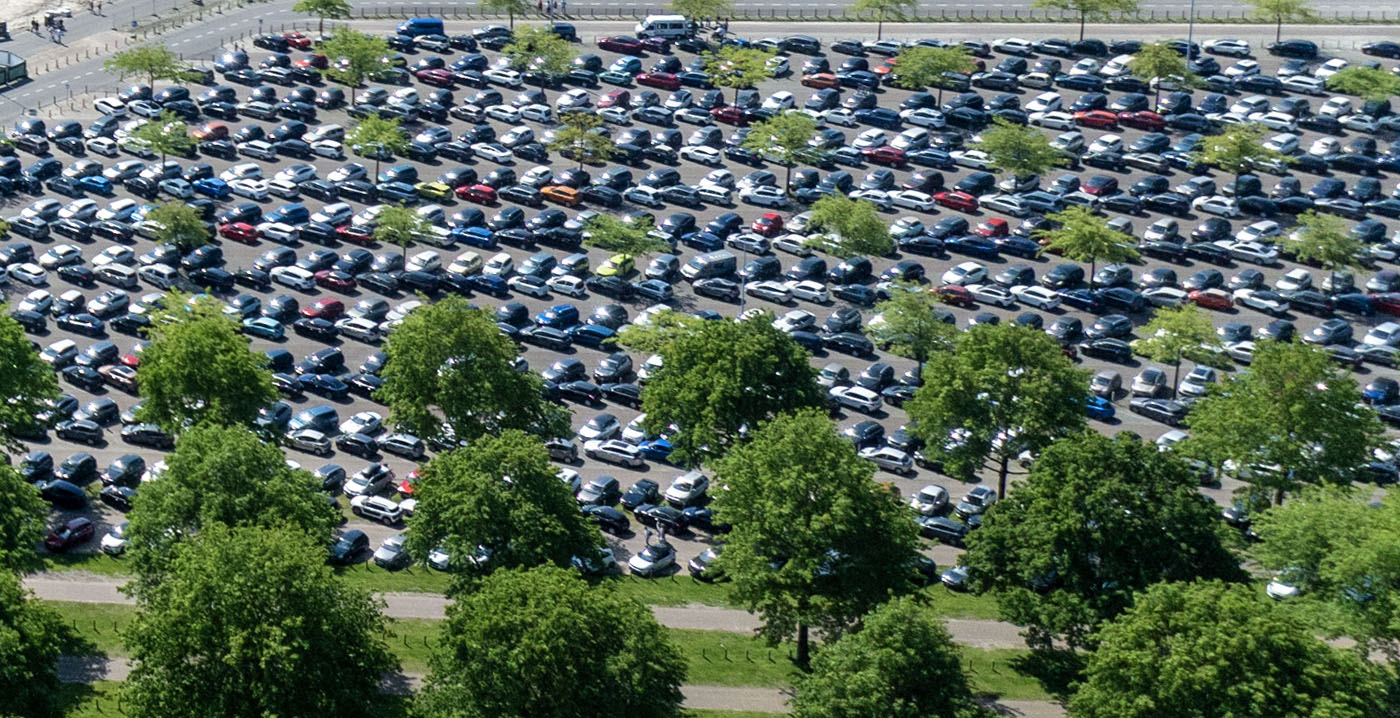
[570,323,616,348]
[468,273,509,297]
[944,236,1000,259]
[1058,289,1103,313]
[854,108,901,129]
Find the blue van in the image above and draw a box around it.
[397,18,445,37]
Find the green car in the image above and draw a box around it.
[598,70,634,87]
[241,317,285,340]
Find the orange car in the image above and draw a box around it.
[192,122,228,142]
[800,73,838,89]
[541,185,581,207]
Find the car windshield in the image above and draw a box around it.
[642,544,672,560]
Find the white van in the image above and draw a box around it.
[138,263,179,290]
[1100,54,1135,78]
[635,14,693,39]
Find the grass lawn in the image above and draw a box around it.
[687,712,787,718]
[963,647,1059,701]
[43,553,135,578]
[58,681,410,717]
[669,628,800,688]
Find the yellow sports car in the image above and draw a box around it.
[596,253,635,277]
[415,181,453,200]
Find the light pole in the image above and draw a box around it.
[1185,0,1197,65]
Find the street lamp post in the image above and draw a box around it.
[1186,0,1197,64]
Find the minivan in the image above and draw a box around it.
[397,17,445,37]
[634,14,693,39]
[681,250,737,281]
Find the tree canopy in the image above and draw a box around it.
[583,213,671,259]
[292,0,352,36]
[480,0,533,28]
[1192,121,1289,180]
[0,571,67,718]
[701,45,774,103]
[742,111,819,192]
[1326,65,1400,101]
[964,433,1244,649]
[146,202,210,252]
[346,113,409,179]
[0,312,58,453]
[131,111,194,167]
[1134,303,1221,393]
[1035,205,1139,280]
[713,409,920,665]
[907,324,1088,497]
[404,431,600,594]
[1030,0,1140,40]
[807,193,893,258]
[0,464,55,574]
[889,45,975,101]
[1183,340,1384,504]
[502,25,575,76]
[1246,0,1318,42]
[1069,580,1387,718]
[103,45,190,91]
[320,28,391,103]
[123,525,396,718]
[417,565,686,718]
[124,424,339,591]
[846,0,917,40]
[670,0,735,20]
[546,109,616,169]
[641,316,823,466]
[1128,41,1194,104]
[867,285,957,373]
[1289,209,1366,288]
[792,596,989,718]
[378,296,569,444]
[135,296,277,434]
[974,117,1064,180]
[373,203,431,257]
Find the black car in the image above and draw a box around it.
[620,479,660,511]
[1077,338,1133,363]
[329,529,370,564]
[582,504,630,534]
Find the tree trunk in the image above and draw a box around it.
[1274,486,1285,506]
[796,623,810,668]
[318,15,324,37]
[1172,357,1182,398]
[876,15,884,42]
[784,160,792,195]
[1275,16,1282,43]
[1078,11,1086,41]
[509,10,515,29]
[997,453,1009,499]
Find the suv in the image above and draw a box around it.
[350,495,404,525]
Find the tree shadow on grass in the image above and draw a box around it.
[51,682,101,717]
[1009,648,1085,701]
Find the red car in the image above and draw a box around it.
[800,73,838,89]
[415,68,455,87]
[1074,110,1118,129]
[1189,288,1233,311]
[398,470,420,496]
[598,89,631,108]
[295,53,329,69]
[315,270,357,291]
[710,106,750,126]
[45,517,95,552]
[1117,110,1165,131]
[862,146,906,167]
[936,284,975,308]
[302,298,345,320]
[973,218,1009,238]
[120,351,141,368]
[456,183,498,204]
[598,36,644,55]
[1372,292,1400,317]
[219,222,259,243]
[193,122,228,141]
[635,72,680,91]
[283,31,313,50]
[934,190,979,212]
[751,212,784,237]
[336,224,375,246]
[1081,175,1119,196]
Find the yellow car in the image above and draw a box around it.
[415,181,453,201]
[596,253,634,277]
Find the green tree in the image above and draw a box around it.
[404,431,600,594]
[502,24,575,79]
[702,45,774,104]
[346,113,408,180]
[131,111,194,168]
[292,0,352,37]
[743,110,819,193]
[124,425,339,590]
[1134,303,1221,394]
[907,324,1087,498]
[641,318,823,466]
[1031,0,1140,40]
[123,525,396,718]
[1252,488,1400,667]
[889,45,975,103]
[1035,205,1140,281]
[373,203,430,257]
[583,213,671,259]
[846,0,917,40]
[1183,340,1385,505]
[714,409,920,666]
[807,193,894,258]
[480,0,534,28]
[102,44,189,92]
[0,465,46,573]
[671,0,735,21]
[378,296,569,444]
[965,433,1244,650]
[1290,210,1366,290]
[792,596,988,718]
[417,566,686,718]
[1069,581,1387,718]
[135,297,276,433]
[616,309,706,353]
[546,109,616,169]
[0,312,59,452]
[1129,41,1194,105]
[145,202,210,252]
[973,117,1064,187]
[1192,121,1289,183]
[1326,65,1400,101]
[319,28,391,104]
[0,571,67,718]
[867,286,957,375]
[1247,0,1318,42]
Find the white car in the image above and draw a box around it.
[1204,38,1251,57]
[966,283,1017,308]
[86,137,119,157]
[584,439,645,467]
[744,280,792,304]
[1248,111,1297,131]
[859,446,914,475]
[1026,92,1063,114]
[852,129,889,149]
[847,189,892,210]
[256,222,299,243]
[1028,110,1075,129]
[1274,268,1312,292]
[485,104,522,122]
[470,142,515,163]
[773,234,812,256]
[1018,71,1054,89]
[1318,97,1354,118]
[1262,133,1299,154]
[1011,285,1062,309]
[941,262,987,286]
[1266,571,1302,600]
[950,149,993,169]
[1282,75,1326,95]
[1364,322,1400,347]
[350,495,404,525]
[336,317,382,343]
[901,108,946,128]
[679,145,723,166]
[311,139,345,159]
[39,244,83,269]
[1191,195,1240,218]
[1232,288,1289,316]
[823,108,858,126]
[664,471,710,506]
[508,275,550,297]
[94,97,128,116]
[1308,137,1341,157]
[891,190,936,211]
[100,522,129,554]
[339,411,384,436]
[270,266,315,291]
[92,246,134,268]
[910,485,949,515]
[230,178,270,200]
[483,68,524,87]
[829,385,883,413]
[741,185,788,208]
[1224,240,1279,266]
[1313,58,1348,79]
[1087,134,1123,155]
[696,184,732,205]
[627,541,676,577]
[9,263,47,286]
[1223,59,1261,78]
[547,274,588,297]
[992,37,1034,55]
[785,279,830,303]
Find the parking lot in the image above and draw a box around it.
[10,18,1400,574]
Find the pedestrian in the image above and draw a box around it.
[537,0,542,11]
[561,0,566,14]
[30,18,38,34]
[96,0,102,14]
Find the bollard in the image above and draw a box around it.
[701,647,708,661]
[722,645,729,660]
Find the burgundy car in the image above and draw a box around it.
[414,68,455,87]
[1117,110,1166,131]
[302,298,345,320]
[635,72,681,91]
[315,270,358,291]
[598,36,644,55]
[45,517,95,552]
[934,190,979,212]
[862,146,906,167]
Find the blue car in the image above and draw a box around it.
[376,181,419,204]
[995,236,1041,259]
[452,225,497,249]
[468,274,509,296]
[1055,73,1105,92]
[854,108,901,129]
[570,323,616,348]
[78,175,114,195]
[639,437,673,462]
[1058,289,1103,313]
[944,236,1000,259]
[265,202,309,224]
[535,303,580,329]
[241,317,285,340]
[193,177,231,199]
[1084,396,1115,421]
